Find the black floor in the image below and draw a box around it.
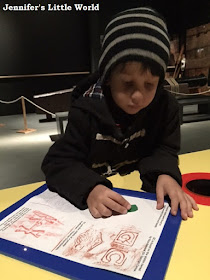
[0,112,210,190]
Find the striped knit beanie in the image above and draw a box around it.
[99,7,170,84]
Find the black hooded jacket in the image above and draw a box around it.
[42,74,182,209]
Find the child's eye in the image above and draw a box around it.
[145,83,154,90]
[124,81,133,88]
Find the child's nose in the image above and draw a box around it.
[131,90,142,104]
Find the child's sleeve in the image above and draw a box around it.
[138,97,182,193]
[41,107,113,210]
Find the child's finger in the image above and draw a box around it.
[179,197,188,220]
[186,197,194,218]
[106,198,128,214]
[97,204,112,217]
[170,196,179,216]
[110,191,131,210]
[89,207,101,218]
[156,186,164,210]
[185,193,199,211]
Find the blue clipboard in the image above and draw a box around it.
[0,184,182,280]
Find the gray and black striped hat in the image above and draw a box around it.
[99,7,170,84]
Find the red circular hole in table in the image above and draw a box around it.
[182,172,210,206]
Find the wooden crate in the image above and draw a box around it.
[186,23,210,79]
[186,32,210,51]
[186,23,210,37]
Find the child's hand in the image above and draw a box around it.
[156,174,199,220]
[87,184,131,218]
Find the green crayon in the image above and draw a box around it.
[128,204,138,212]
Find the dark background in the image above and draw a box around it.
[99,0,210,36]
[0,0,209,115]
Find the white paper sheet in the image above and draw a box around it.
[0,190,170,279]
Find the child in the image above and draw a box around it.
[42,7,198,220]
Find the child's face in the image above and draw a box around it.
[108,61,160,115]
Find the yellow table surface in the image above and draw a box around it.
[1,150,210,280]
